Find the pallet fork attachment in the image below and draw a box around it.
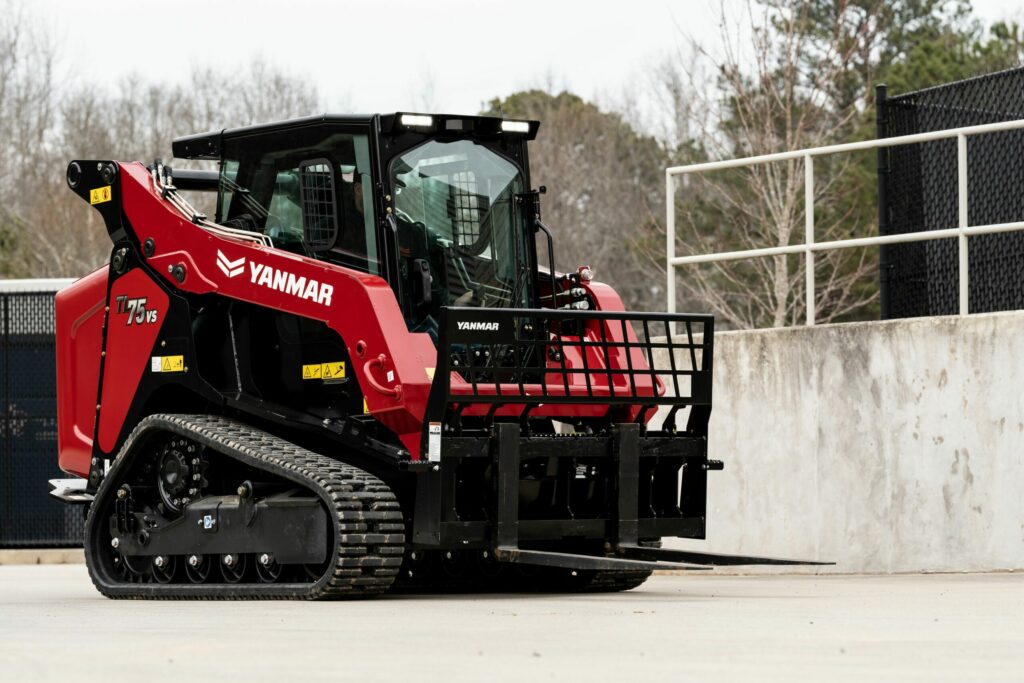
[614,545,834,567]
[410,422,710,572]
[491,422,704,572]
[493,546,709,572]
[488,421,831,571]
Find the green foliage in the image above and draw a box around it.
[883,20,1024,93]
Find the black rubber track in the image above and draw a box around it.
[566,568,653,592]
[525,538,663,593]
[394,546,656,594]
[84,414,405,600]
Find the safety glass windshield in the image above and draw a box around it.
[392,139,532,334]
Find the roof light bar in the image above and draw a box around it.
[501,120,531,133]
[400,114,434,128]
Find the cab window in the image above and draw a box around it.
[217,128,380,276]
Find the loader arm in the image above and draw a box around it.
[67,160,437,462]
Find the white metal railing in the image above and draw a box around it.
[665,118,1024,326]
[0,278,76,292]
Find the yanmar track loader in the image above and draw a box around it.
[51,113,820,599]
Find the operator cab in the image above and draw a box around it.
[172,113,543,339]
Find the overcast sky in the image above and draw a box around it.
[40,0,1024,117]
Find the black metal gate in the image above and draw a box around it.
[0,287,84,547]
[877,67,1024,318]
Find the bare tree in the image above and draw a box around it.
[651,0,886,328]
[187,59,322,131]
[0,35,325,278]
[486,90,668,310]
[0,2,61,276]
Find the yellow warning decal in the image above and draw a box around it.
[90,185,112,205]
[425,367,436,380]
[302,361,346,381]
[151,355,185,373]
[363,398,369,414]
[321,361,346,379]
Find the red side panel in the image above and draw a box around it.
[96,269,168,454]
[116,161,437,459]
[56,267,108,477]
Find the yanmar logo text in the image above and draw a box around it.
[215,250,334,306]
[457,321,500,332]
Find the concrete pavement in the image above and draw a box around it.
[0,549,84,565]
[0,565,1020,682]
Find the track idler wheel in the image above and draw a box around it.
[219,554,248,583]
[440,550,469,580]
[475,549,504,580]
[255,554,282,583]
[112,549,148,584]
[151,555,176,584]
[185,554,210,583]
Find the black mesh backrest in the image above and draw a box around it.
[299,159,339,252]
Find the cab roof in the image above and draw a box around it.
[171,113,540,160]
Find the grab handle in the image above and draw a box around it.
[363,354,402,399]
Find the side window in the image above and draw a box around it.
[331,140,379,275]
[266,169,303,244]
[216,160,238,223]
[217,129,381,276]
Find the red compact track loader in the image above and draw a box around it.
[50,113,821,598]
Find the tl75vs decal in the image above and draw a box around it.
[115,295,159,326]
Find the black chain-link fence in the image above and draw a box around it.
[878,67,1024,318]
[1,288,84,547]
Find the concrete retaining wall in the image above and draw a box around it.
[654,311,1024,573]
